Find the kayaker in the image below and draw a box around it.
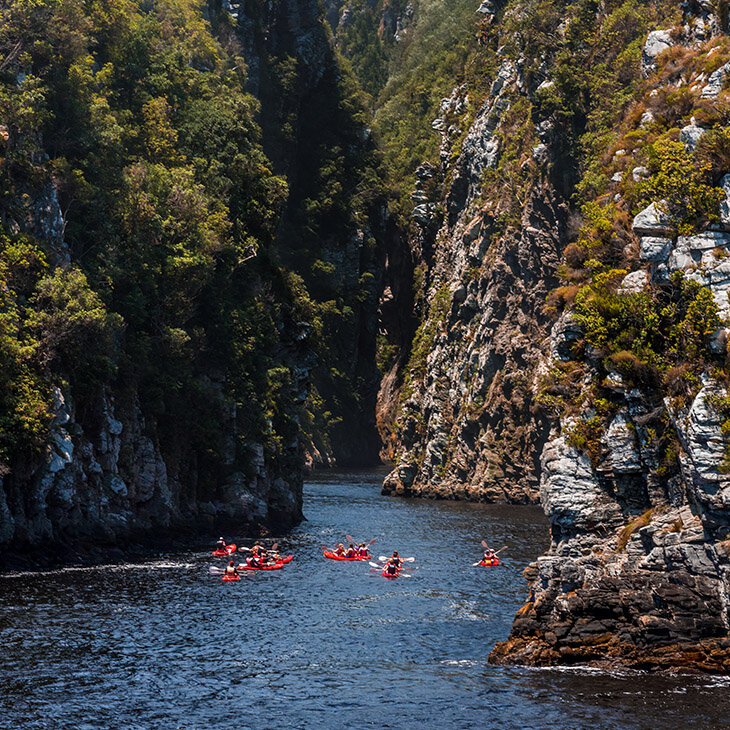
[384,559,399,576]
[216,537,227,551]
[224,560,237,576]
[334,543,346,556]
[345,543,357,558]
[358,543,370,558]
[483,548,496,563]
[389,551,403,568]
[247,553,262,568]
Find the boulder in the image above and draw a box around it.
[701,61,730,99]
[679,118,705,151]
[641,30,672,76]
[632,202,675,236]
[639,236,672,262]
[618,269,649,294]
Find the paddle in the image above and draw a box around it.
[346,535,377,546]
[378,555,415,563]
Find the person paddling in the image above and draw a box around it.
[384,551,402,575]
[345,543,357,558]
[384,560,399,576]
[483,548,496,563]
[224,560,237,576]
[334,543,346,557]
[216,537,227,552]
[358,542,370,558]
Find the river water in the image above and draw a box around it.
[2,469,730,729]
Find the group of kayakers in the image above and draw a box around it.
[216,538,289,576]
[214,536,505,578]
[330,542,372,559]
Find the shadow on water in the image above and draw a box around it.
[1,468,729,728]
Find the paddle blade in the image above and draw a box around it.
[369,562,382,569]
[346,535,356,544]
[481,540,489,549]
[494,545,508,554]
[238,546,250,552]
[403,557,416,562]
[378,556,388,562]
[472,561,482,566]
[368,538,377,545]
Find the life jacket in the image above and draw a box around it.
[225,565,236,575]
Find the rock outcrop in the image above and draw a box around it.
[490,5,730,671]
[379,25,567,503]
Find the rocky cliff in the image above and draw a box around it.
[378,2,570,502]
[366,0,730,670]
[484,2,730,670]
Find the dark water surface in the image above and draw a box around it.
[2,469,730,729]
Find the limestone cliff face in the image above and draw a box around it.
[380,30,568,502]
[490,5,730,671]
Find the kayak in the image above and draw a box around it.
[221,573,240,582]
[237,561,285,571]
[276,555,294,564]
[323,550,368,561]
[212,544,237,556]
[382,568,400,579]
[480,557,500,566]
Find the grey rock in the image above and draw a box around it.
[680,118,705,151]
[640,236,672,262]
[640,110,655,127]
[632,202,675,236]
[719,174,730,231]
[618,269,649,294]
[701,60,730,99]
[642,30,673,77]
[604,412,642,473]
[550,312,583,361]
[632,166,650,182]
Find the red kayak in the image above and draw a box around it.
[277,555,294,564]
[237,561,285,571]
[382,567,400,579]
[221,573,240,582]
[212,544,237,556]
[480,557,500,566]
[323,550,368,561]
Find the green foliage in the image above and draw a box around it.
[0,0,386,479]
[401,285,451,398]
[575,273,721,368]
[637,137,724,232]
[565,414,604,469]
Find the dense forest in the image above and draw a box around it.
[0,0,388,547]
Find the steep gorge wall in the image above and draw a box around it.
[370,0,730,671]
[378,3,570,502]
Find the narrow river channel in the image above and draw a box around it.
[2,469,730,728]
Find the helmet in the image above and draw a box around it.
[393,551,399,556]
[229,560,234,565]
